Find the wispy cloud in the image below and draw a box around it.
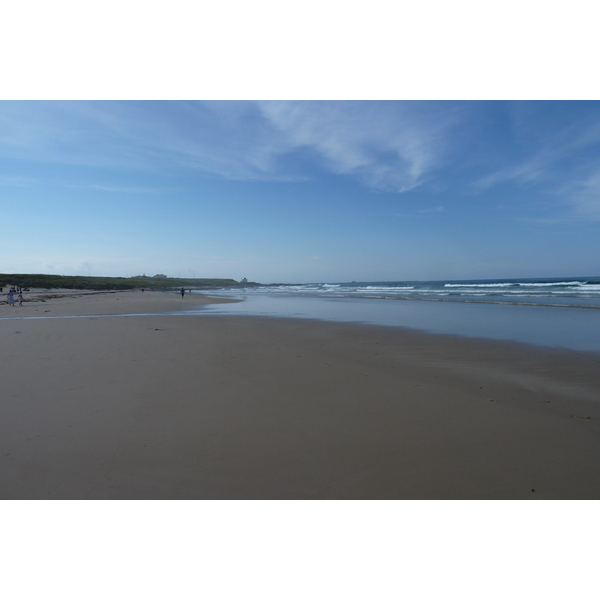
[560,168,600,220]
[467,104,600,222]
[70,183,165,194]
[418,205,445,214]
[0,100,462,192]
[0,175,37,187]
[0,172,165,195]
[473,105,600,191]
[388,205,447,218]
[472,154,550,190]
[257,101,460,192]
[3,100,599,221]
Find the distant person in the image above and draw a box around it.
[18,292,23,306]
[181,287,185,298]
[7,291,15,307]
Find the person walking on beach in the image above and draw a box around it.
[7,291,15,307]
[180,287,185,298]
[18,292,23,306]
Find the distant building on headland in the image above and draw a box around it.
[241,277,248,283]
[153,274,168,279]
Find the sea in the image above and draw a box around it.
[191,277,600,353]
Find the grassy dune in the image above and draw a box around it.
[0,273,257,291]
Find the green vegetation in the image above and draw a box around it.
[0,273,258,291]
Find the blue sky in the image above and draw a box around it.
[1,100,599,283]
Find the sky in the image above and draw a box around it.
[1,100,600,283]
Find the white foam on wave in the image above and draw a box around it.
[577,284,600,291]
[445,283,514,288]
[445,280,590,289]
[522,281,584,287]
[237,280,600,304]
[363,286,415,291]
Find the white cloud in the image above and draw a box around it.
[473,156,548,190]
[257,101,457,192]
[467,107,600,224]
[418,205,445,214]
[562,169,600,220]
[0,175,36,187]
[388,205,447,218]
[473,107,600,193]
[73,183,164,194]
[0,101,460,192]
[0,173,165,195]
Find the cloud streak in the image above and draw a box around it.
[0,100,461,192]
[561,168,600,220]
[2,101,600,224]
[257,101,460,192]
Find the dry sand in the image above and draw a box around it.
[1,287,227,316]
[1,289,600,499]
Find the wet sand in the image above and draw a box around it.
[1,290,600,499]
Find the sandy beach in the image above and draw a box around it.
[1,289,600,499]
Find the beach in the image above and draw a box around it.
[1,290,600,499]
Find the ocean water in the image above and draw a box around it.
[192,277,600,352]
[209,277,600,308]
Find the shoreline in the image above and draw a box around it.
[6,291,600,356]
[0,288,239,318]
[194,292,600,353]
[1,290,599,499]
